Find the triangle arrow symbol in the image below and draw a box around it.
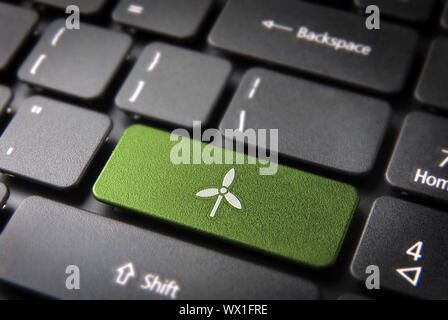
[396,266,422,287]
[262,20,274,29]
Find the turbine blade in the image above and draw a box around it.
[222,168,235,187]
[196,188,219,197]
[225,192,242,209]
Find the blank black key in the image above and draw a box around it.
[33,0,105,15]
[116,42,231,127]
[351,197,448,300]
[0,96,111,189]
[219,68,391,175]
[386,112,448,203]
[0,3,38,71]
[0,197,319,300]
[113,0,212,39]
[208,0,418,93]
[0,86,12,116]
[354,0,436,22]
[415,38,448,111]
[18,19,131,100]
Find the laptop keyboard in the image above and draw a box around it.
[0,0,447,300]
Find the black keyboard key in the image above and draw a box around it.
[354,0,436,22]
[33,0,105,15]
[415,37,448,111]
[386,112,448,203]
[208,0,418,93]
[112,0,212,39]
[0,3,38,71]
[0,86,12,116]
[219,68,391,175]
[18,20,131,100]
[0,197,319,300]
[351,197,448,299]
[0,96,111,189]
[116,42,231,127]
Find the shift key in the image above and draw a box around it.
[0,197,318,299]
[208,0,418,93]
[93,125,359,267]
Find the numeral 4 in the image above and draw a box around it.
[406,241,423,262]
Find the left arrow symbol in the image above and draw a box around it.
[116,262,136,286]
[396,266,422,287]
[262,20,294,32]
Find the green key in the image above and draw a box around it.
[93,125,359,267]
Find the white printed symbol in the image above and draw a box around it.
[147,51,161,72]
[51,27,66,47]
[128,4,144,15]
[129,80,145,103]
[262,20,293,32]
[31,105,43,114]
[396,267,422,287]
[396,241,424,287]
[6,147,14,156]
[238,110,246,132]
[30,54,47,75]
[439,149,448,168]
[406,241,423,262]
[196,168,242,217]
[248,77,261,99]
[115,262,136,286]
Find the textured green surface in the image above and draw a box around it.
[93,125,359,267]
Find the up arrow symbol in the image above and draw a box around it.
[396,266,422,287]
[116,262,136,286]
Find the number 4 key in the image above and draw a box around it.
[351,197,448,299]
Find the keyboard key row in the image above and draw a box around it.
[351,197,448,300]
[0,3,38,71]
[19,20,131,100]
[386,112,448,203]
[112,0,213,39]
[93,125,359,267]
[0,96,111,189]
[14,40,393,180]
[0,196,319,299]
[219,68,391,175]
[208,0,418,93]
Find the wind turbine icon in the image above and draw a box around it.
[196,168,242,217]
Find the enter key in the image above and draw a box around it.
[93,125,359,267]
